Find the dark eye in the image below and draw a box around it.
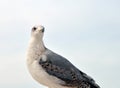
[32,27,37,31]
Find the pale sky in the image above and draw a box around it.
[0,0,120,88]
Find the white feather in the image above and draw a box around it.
[26,25,74,88]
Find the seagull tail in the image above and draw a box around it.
[89,82,100,88]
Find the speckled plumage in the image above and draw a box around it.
[26,25,100,88]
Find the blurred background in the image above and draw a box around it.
[0,0,120,88]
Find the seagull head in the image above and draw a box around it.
[31,25,45,40]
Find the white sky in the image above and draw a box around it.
[0,0,120,88]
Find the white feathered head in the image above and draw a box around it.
[31,25,45,40]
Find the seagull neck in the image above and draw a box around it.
[29,37,46,52]
[37,40,45,52]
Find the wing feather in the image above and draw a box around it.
[39,49,100,88]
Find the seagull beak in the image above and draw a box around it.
[38,26,45,33]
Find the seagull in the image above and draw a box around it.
[26,25,100,88]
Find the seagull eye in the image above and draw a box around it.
[32,27,37,31]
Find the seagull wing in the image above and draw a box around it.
[39,50,100,88]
